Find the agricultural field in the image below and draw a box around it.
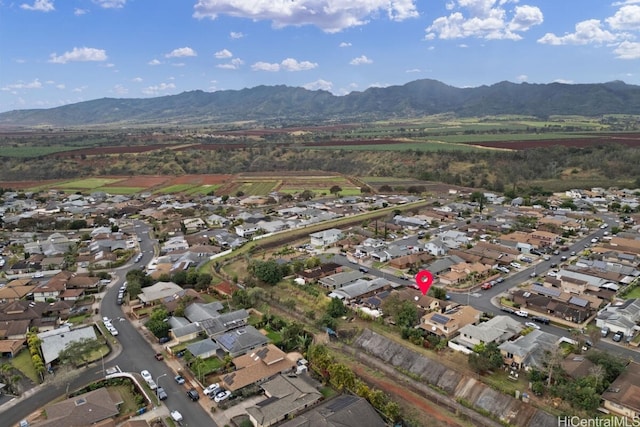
[0,145,89,158]
[302,140,487,152]
[56,178,123,189]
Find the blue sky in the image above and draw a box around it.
[2,0,640,113]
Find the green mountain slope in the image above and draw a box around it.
[2,79,640,127]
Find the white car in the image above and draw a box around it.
[525,322,541,330]
[510,262,522,269]
[141,370,153,382]
[213,389,231,403]
[108,326,118,336]
[170,410,183,422]
[203,383,220,396]
[515,310,529,318]
[547,271,557,277]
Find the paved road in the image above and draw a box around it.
[2,220,218,427]
[334,218,640,363]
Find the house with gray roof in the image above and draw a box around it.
[247,373,322,427]
[498,329,557,371]
[454,315,524,350]
[424,255,465,275]
[596,299,640,338]
[319,270,364,290]
[279,394,386,427]
[213,325,269,357]
[171,321,204,343]
[39,325,97,365]
[138,281,183,305]
[184,301,224,322]
[327,277,394,302]
[310,228,343,247]
[186,339,220,359]
[201,309,249,337]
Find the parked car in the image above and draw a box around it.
[141,370,153,382]
[525,322,541,330]
[203,383,220,396]
[601,327,610,338]
[186,389,200,401]
[170,410,183,422]
[157,387,168,401]
[510,262,522,269]
[480,282,492,290]
[154,352,164,361]
[213,389,232,403]
[500,307,515,314]
[612,331,624,342]
[532,316,550,324]
[159,336,170,344]
[515,310,529,318]
[174,375,186,385]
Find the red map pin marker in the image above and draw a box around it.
[415,270,434,295]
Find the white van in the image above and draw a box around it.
[515,310,529,318]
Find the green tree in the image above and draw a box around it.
[428,286,448,300]
[58,337,102,368]
[329,185,342,197]
[250,259,285,285]
[327,297,347,318]
[328,363,356,391]
[145,307,170,339]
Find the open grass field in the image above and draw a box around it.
[237,180,280,196]
[56,177,122,189]
[0,146,92,158]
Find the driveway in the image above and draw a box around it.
[211,394,265,426]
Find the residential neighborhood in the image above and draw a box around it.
[0,184,640,426]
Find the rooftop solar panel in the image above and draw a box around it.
[431,313,450,324]
[568,296,589,307]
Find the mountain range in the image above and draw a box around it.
[2,79,640,127]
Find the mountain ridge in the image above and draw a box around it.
[3,79,640,127]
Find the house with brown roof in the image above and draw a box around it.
[561,354,596,380]
[32,280,66,302]
[0,319,30,340]
[602,361,640,419]
[220,344,298,392]
[0,339,24,357]
[246,373,323,427]
[37,387,121,427]
[419,305,481,339]
[297,263,343,284]
[0,279,36,302]
[67,274,101,289]
[393,288,441,313]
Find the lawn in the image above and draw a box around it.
[96,186,145,194]
[623,286,640,299]
[11,349,39,383]
[156,184,197,194]
[264,328,283,343]
[237,181,279,196]
[56,178,122,189]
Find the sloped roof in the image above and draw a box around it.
[279,394,386,427]
[39,387,119,427]
[186,339,219,357]
[214,325,269,356]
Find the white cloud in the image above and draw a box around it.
[93,0,126,8]
[350,55,373,65]
[20,0,54,12]
[553,79,574,84]
[339,42,352,47]
[509,5,544,31]
[165,47,197,58]
[74,8,88,15]
[72,86,88,93]
[2,79,43,90]
[141,82,176,96]
[406,68,421,73]
[612,0,640,5]
[537,19,618,45]
[251,61,280,72]
[193,0,419,33]
[112,84,128,95]
[516,74,528,82]
[606,5,640,30]
[55,84,65,89]
[614,40,640,59]
[215,49,233,59]
[49,47,108,64]
[250,58,317,72]
[148,59,161,65]
[230,31,245,39]
[217,58,244,69]
[281,58,318,71]
[132,77,143,82]
[426,1,543,40]
[303,79,333,91]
